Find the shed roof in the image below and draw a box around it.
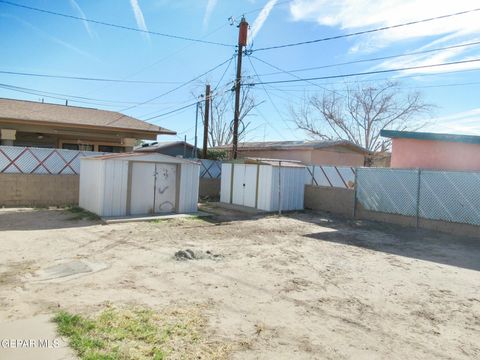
[213,140,367,153]
[135,141,196,152]
[381,130,480,145]
[81,152,198,164]
[226,157,305,168]
[0,98,175,135]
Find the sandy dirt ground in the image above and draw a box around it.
[0,205,479,359]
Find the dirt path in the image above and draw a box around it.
[0,207,479,359]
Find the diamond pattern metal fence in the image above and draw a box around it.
[305,165,356,188]
[199,159,222,179]
[356,167,480,226]
[0,146,105,175]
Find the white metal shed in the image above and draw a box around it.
[79,153,199,217]
[220,158,305,212]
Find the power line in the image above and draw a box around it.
[145,102,198,121]
[0,0,233,47]
[0,83,124,107]
[254,67,480,89]
[0,70,183,84]
[119,56,235,113]
[255,40,480,76]
[262,80,480,92]
[80,22,231,98]
[143,86,231,121]
[252,7,480,52]
[249,55,342,97]
[213,57,234,91]
[0,82,198,108]
[0,69,182,84]
[246,58,480,86]
[246,56,295,136]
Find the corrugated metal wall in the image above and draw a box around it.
[102,160,129,217]
[269,166,305,212]
[220,163,305,212]
[220,163,232,203]
[79,160,104,215]
[178,162,200,213]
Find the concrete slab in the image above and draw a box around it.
[0,315,75,360]
[212,202,268,215]
[101,211,211,224]
[31,260,108,283]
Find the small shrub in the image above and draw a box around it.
[66,206,100,221]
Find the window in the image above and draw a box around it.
[62,143,94,151]
[98,145,125,153]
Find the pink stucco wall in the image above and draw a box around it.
[391,138,480,171]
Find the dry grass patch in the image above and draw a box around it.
[53,304,231,360]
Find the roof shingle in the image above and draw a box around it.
[0,98,175,135]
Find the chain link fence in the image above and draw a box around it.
[305,165,355,188]
[356,168,480,226]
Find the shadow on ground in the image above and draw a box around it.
[298,212,480,272]
[0,208,99,231]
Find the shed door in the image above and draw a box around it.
[130,162,177,215]
[231,164,258,208]
[243,165,258,208]
[232,164,245,205]
[130,162,156,215]
[153,163,176,213]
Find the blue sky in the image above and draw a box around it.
[1,0,480,144]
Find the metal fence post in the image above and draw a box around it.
[352,168,358,219]
[416,169,422,229]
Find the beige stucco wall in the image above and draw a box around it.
[236,147,365,166]
[199,178,220,198]
[0,174,79,207]
[356,205,480,239]
[310,149,365,166]
[304,185,354,217]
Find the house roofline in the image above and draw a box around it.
[381,130,480,145]
[0,117,176,136]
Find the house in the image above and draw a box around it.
[381,130,480,171]
[213,140,368,166]
[135,141,199,158]
[0,98,175,152]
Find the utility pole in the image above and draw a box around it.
[202,84,211,159]
[232,16,248,159]
[194,100,199,158]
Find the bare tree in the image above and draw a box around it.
[198,85,258,147]
[291,81,433,153]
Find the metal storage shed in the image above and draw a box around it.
[220,158,305,212]
[79,153,199,217]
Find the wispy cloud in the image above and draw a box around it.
[1,14,100,62]
[424,108,480,135]
[68,0,95,38]
[203,0,218,28]
[129,0,150,41]
[249,0,278,43]
[289,0,480,75]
